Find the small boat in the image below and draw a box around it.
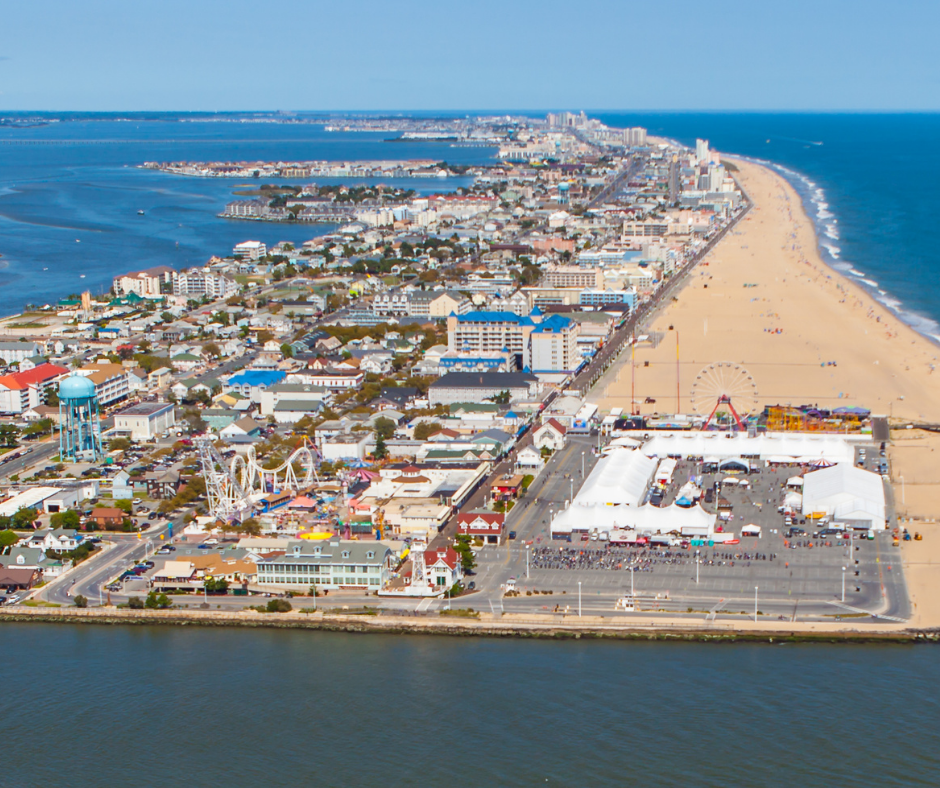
[138,210,145,215]
[75,239,80,243]
[79,274,85,278]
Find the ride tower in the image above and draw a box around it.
[58,374,103,462]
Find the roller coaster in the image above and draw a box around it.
[231,441,320,495]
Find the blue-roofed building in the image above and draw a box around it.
[528,314,581,373]
[446,310,539,368]
[224,369,286,403]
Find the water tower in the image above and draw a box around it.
[58,374,103,462]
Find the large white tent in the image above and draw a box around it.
[574,448,657,507]
[801,463,886,530]
[641,432,855,464]
[551,502,717,537]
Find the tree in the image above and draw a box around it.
[0,530,19,549]
[454,534,476,573]
[12,508,37,529]
[373,417,396,440]
[257,330,274,344]
[373,432,388,460]
[0,424,20,448]
[413,422,442,441]
[145,591,171,609]
[127,596,145,609]
[114,499,133,514]
[46,390,59,407]
[161,311,175,323]
[23,418,54,438]
[108,437,132,452]
[204,577,229,594]
[50,510,80,529]
[202,342,221,359]
[73,594,88,608]
[280,343,294,358]
[266,598,292,613]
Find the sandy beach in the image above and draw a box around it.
[590,157,940,626]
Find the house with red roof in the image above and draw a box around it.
[0,363,68,414]
[533,418,567,452]
[457,510,504,545]
[424,545,463,589]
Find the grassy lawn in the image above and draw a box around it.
[6,322,48,329]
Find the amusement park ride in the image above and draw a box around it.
[690,362,759,431]
[196,437,322,521]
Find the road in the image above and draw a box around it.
[0,440,58,479]
[32,520,175,606]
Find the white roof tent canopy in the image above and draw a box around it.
[574,448,657,507]
[552,502,716,537]
[641,432,855,465]
[801,463,886,530]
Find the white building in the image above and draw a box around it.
[233,240,267,261]
[0,342,41,365]
[174,270,240,299]
[113,402,176,440]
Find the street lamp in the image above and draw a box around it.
[842,566,846,602]
[578,580,582,617]
[900,475,906,505]
[581,451,585,478]
[754,586,758,622]
[696,553,700,585]
[526,544,530,579]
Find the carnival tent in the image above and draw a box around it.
[801,463,886,530]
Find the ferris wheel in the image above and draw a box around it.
[690,362,758,429]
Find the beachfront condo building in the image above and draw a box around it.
[528,315,580,374]
[542,265,604,289]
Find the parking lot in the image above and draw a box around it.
[477,438,908,621]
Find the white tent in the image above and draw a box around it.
[552,502,716,537]
[608,437,641,449]
[575,448,657,507]
[642,432,855,464]
[801,463,886,530]
[784,491,803,508]
[741,524,762,537]
[787,476,804,487]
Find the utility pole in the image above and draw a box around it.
[754,586,758,622]
[578,581,582,618]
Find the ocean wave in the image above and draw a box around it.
[825,224,840,240]
[849,268,865,276]
[822,243,841,259]
[862,279,879,287]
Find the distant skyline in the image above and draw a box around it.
[2,0,939,112]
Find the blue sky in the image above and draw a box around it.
[1,0,939,111]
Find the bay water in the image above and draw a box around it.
[3,623,938,786]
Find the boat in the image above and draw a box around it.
[137,210,145,215]
[79,274,85,279]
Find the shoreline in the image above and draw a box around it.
[745,155,940,349]
[2,606,936,643]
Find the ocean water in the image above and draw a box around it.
[598,112,940,342]
[0,117,491,314]
[2,624,938,786]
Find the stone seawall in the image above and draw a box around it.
[2,607,937,643]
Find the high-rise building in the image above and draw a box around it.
[696,139,710,162]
